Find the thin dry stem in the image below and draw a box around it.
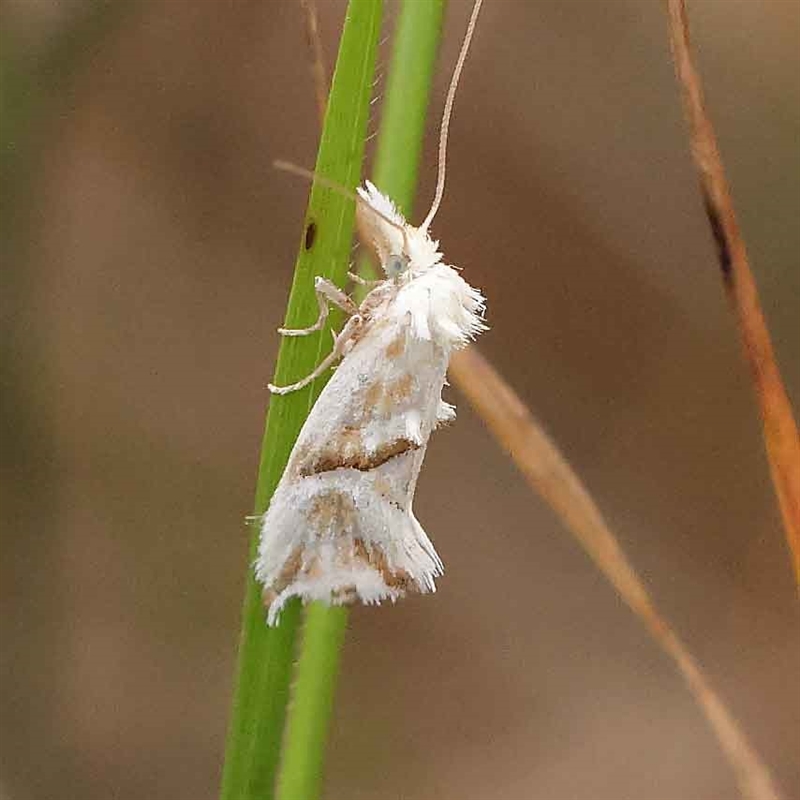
[664,0,800,587]
[450,347,783,800]
[299,0,329,123]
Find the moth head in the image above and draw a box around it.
[357,181,442,278]
[385,253,410,278]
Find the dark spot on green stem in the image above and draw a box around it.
[304,220,317,250]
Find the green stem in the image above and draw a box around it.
[275,2,447,798]
[372,0,446,215]
[274,605,348,800]
[220,2,382,798]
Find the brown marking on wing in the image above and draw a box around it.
[372,473,393,498]
[339,426,363,454]
[292,441,312,469]
[263,492,362,603]
[263,529,414,609]
[388,373,414,401]
[262,545,304,606]
[299,436,419,477]
[386,334,406,359]
[365,381,383,409]
[364,373,415,417]
[293,425,363,476]
[261,536,412,608]
[293,429,356,469]
[353,538,413,591]
[307,489,358,531]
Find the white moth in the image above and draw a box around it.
[256,0,485,626]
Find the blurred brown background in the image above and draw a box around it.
[2,1,799,798]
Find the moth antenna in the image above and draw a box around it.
[420,0,484,234]
[274,159,410,252]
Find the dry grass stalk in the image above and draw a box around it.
[450,347,783,800]
[664,0,800,587]
[299,0,329,123]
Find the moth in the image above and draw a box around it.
[256,0,485,626]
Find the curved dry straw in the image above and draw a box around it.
[450,348,783,800]
[665,0,800,588]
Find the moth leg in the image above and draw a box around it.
[347,271,382,289]
[278,277,357,336]
[268,314,363,395]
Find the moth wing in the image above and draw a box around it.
[257,314,449,624]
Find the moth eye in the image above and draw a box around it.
[385,254,409,278]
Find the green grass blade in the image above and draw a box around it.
[275,2,446,798]
[372,0,446,214]
[219,2,382,798]
[356,0,444,288]
[274,604,348,800]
